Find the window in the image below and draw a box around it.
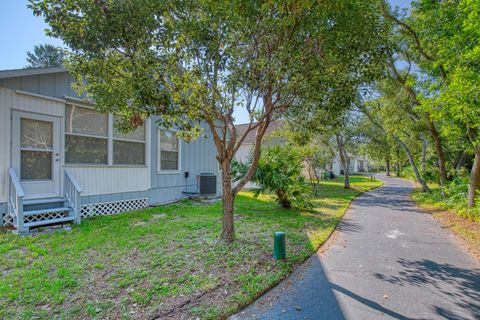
[158,129,180,171]
[64,105,146,166]
[65,104,108,164]
[20,118,53,180]
[113,115,146,165]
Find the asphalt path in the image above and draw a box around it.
[231,175,480,320]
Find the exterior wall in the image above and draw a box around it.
[68,167,150,196]
[0,72,83,100]
[0,86,151,203]
[236,144,252,163]
[149,119,222,204]
[0,87,66,204]
[1,71,223,223]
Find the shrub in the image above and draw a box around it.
[232,146,313,209]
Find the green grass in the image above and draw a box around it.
[0,176,381,320]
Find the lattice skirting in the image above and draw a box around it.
[2,214,13,227]
[0,211,66,227]
[80,198,148,218]
[1,198,149,227]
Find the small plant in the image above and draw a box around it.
[232,146,313,209]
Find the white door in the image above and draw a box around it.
[12,111,62,199]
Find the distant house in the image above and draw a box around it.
[234,121,369,178]
[329,155,369,176]
[0,67,222,233]
[234,121,285,163]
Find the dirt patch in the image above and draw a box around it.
[430,209,480,260]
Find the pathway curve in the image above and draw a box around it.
[231,175,480,320]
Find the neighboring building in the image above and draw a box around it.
[0,67,222,233]
[329,155,369,176]
[234,121,369,180]
[234,121,284,163]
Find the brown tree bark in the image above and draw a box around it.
[421,136,427,174]
[455,150,467,171]
[276,189,291,209]
[336,134,350,189]
[426,120,447,194]
[206,87,274,243]
[468,145,480,208]
[397,138,430,192]
[396,146,401,176]
[386,157,391,176]
[220,161,235,242]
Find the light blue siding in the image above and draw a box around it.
[1,69,222,210]
[80,191,149,205]
[0,72,84,99]
[149,117,222,204]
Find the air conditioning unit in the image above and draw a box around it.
[197,173,217,195]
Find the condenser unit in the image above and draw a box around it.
[197,173,217,195]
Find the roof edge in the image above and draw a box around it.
[0,66,67,80]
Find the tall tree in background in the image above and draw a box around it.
[361,79,431,192]
[30,0,386,242]
[383,0,480,206]
[25,44,64,68]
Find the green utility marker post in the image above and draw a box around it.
[273,231,286,260]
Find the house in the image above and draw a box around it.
[234,121,284,163]
[0,67,222,233]
[329,155,370,176]
[234,121,369,178]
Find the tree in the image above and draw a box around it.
[382,0,480,207]
[25,44,64,68]
[361,80,431,192]
[30,0,386,242]
[232,146,313,209]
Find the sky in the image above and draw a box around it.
[0,0,411,123]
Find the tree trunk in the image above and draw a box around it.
[276,189,291,209]
[426,120,447,195]
[421,136,427,174]
[336,134,350,189]
[395,145,401,176]
[397,138,430,192]
[344,159,351,189]
[455,150,467,171]
[386,157,391,176]
[467,145,480,208]
[220,161,235,243]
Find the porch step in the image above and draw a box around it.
[23,206,72,217]
[24,216,76,229]
[24,197,66,206]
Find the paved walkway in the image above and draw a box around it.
[232,175,480,320]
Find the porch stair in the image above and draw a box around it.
[8,168,83,234]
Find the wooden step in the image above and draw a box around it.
[24,216,75,228]
[23,206,72,217]
[24,197,66,206]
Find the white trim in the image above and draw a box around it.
[108,113,114,165]
[16,90,67,103]
[64,95,96,107]
[157,128,182,174]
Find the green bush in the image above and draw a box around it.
[232,146,313,209]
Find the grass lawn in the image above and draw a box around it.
[0,176,381,320]
[411,187,480,259]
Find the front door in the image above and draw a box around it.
[12,111,62,199]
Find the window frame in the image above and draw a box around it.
[64,103,148,167]
[112,114,147,166]
[157,128,182,174]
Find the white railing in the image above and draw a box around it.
[8,168,25,233]
[64,169,83,224]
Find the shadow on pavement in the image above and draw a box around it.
[373,258,480,320]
